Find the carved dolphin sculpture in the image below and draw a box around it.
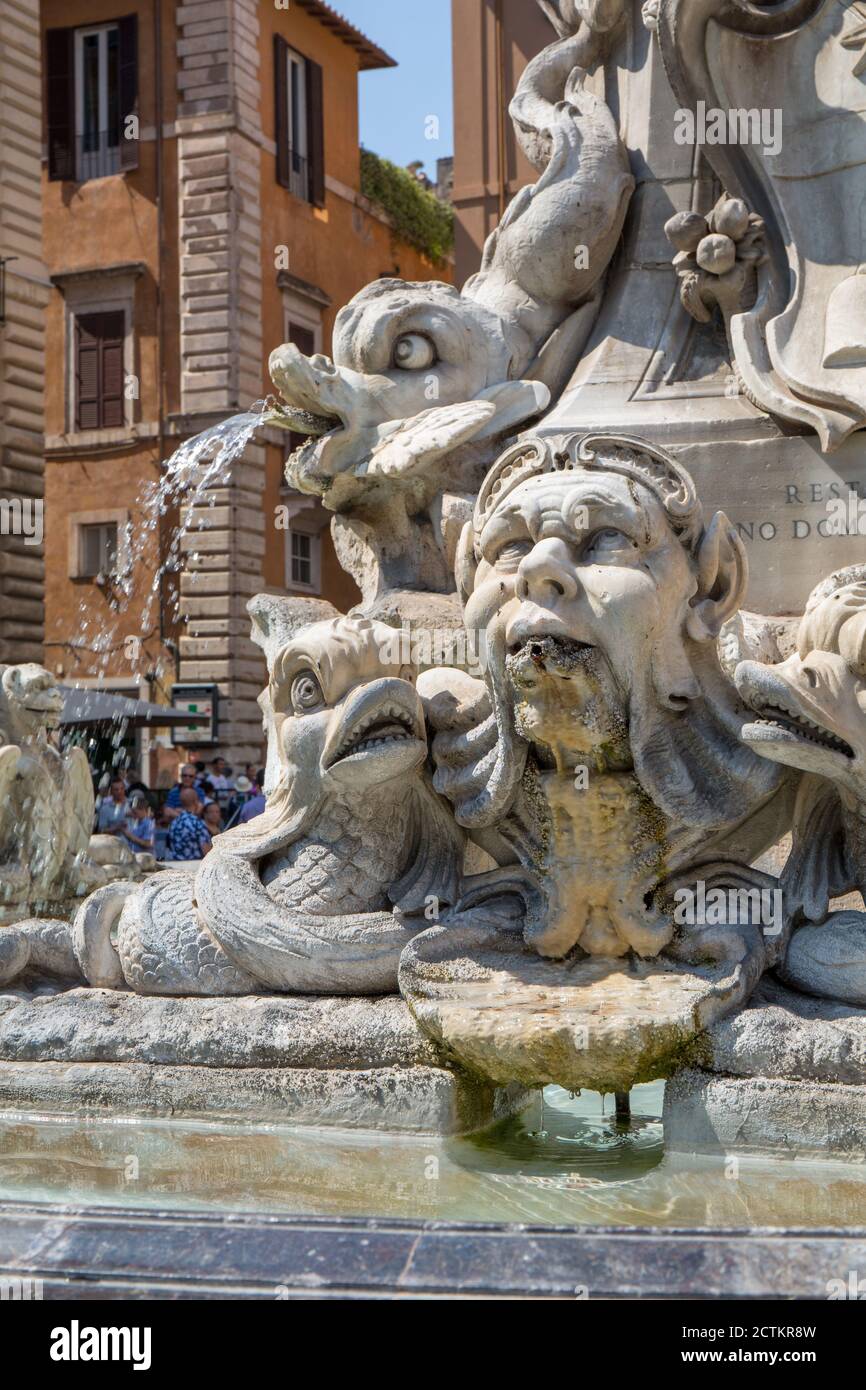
[267,28,633,598]
[736,569,866,986]
[0,620,464,997]
[736,568,866,896]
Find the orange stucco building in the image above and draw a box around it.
[450,0,547,286]
[40,0,450,777]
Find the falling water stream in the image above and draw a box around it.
[61,399,283,764]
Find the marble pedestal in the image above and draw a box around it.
[0,987,530,1136]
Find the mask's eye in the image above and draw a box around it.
[291,670,325,715]
[492,538,533,568]
[584,528,638,561]
[393,333,436,371]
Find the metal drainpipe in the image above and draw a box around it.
[153,0,169,786]
[154,0,169,676]
[495,0,508,221]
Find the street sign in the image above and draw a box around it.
[170,683,219,746]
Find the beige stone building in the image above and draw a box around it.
[0,0,50,666]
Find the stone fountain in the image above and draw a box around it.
[1,0,865,1171]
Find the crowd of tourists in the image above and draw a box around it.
[93,757,267,863]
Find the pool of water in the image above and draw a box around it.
[0,1083,864,1228]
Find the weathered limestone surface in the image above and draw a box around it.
[400,920,762,1095]
[664,1071,866,1163]
[0,988,441,1070]
[664,979,866,1160]
[781,918,866,1010]
[0,1060,520,1136]
[697,976,866,1087]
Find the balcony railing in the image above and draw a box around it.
[49,130,122,184]
[287,149,309,203]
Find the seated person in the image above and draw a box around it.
[240,788,267,824]
[97,777,129,834]
[120,794,156,855]
[202,800,223,839]
[166,789,212,861]
[164,765,198,821]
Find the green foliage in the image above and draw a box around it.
[360,149,454,265]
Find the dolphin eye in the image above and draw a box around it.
[291,670,325,714]
[393,333,436,371]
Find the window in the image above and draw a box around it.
[75,25,121,180]
[79,521,118,579]
[274,36,324,206]
[46,16,138,183]
[291,532,314,588]
[286,526,321,594]
[286,48,307,200]
[75,309,126,430]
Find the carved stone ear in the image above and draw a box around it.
[686,511,748,641]
[455,519,478,609]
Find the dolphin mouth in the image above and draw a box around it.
[742,707,855,759]
[736,664,856,761]
[24,696,63,718]
[270,401,346,440]
[331,710,422,763]
[323,681,427,773]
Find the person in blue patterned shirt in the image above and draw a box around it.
[166,788,212,861]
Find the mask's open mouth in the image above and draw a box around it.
[507,636,597,684]
[743,701,854,759]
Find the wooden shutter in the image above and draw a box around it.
[46,27,75,181]
[102,324,125,427]
[288,323,315,357]
[76,317,101,431]
[306,59,325,207]
[118,14,139,172]
[287,323,316,453]
[75,311,126,431]
[274,35,290,190]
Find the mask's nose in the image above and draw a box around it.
[515,539,579,605]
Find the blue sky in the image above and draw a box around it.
[334,0,454,178]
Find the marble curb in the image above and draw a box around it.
[0,987,531,1136]
[663,1069,866,1161]
[2,1200,866,1299]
